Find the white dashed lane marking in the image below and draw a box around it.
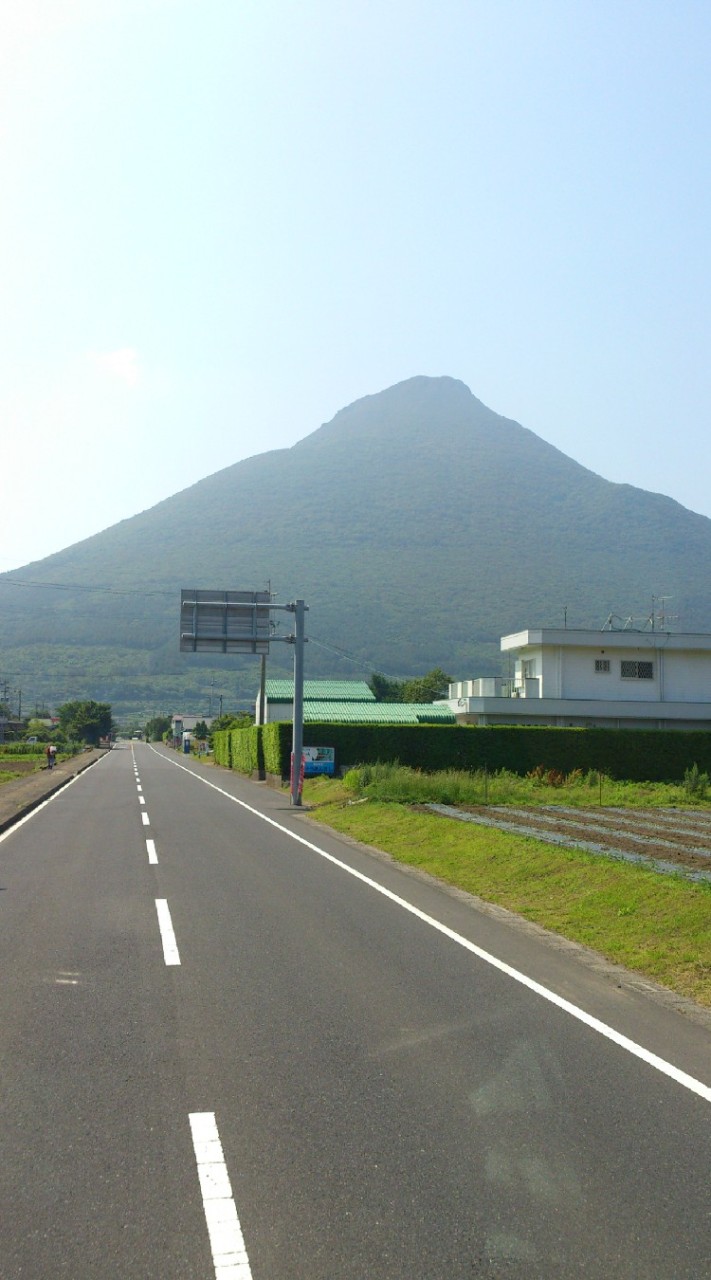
[155,899,180,965]
[189,1113,253,1279]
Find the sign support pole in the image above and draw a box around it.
[290,599,306,806]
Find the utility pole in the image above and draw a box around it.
[258,653,267,725]
[289,599,307,807]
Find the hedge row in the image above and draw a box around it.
[212,726,265,776]
[215,722,711,784]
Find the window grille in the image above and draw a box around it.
[594,659,610,673]
[620,660,654,679]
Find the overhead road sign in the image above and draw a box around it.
[179,587,308,808]
[180,589,271,654]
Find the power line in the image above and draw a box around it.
[1,579,408,680]
[309,635,404,681]
[0,577,174,598]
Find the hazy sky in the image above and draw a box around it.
[1,0,709,573]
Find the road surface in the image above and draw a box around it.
[1,743,710,1278]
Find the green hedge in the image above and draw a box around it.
[212,727,265,777]
[262,723,284,778]
[216,722,711,784]
[212,731,232,768]
[230,726,264,777]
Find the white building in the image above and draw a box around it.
[443,629,711,730]
[170,714,213,738]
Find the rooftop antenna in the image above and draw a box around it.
[649,595,677,632]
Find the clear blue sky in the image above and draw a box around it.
[2,0,709,573]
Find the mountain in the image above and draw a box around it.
[2,375,710,721]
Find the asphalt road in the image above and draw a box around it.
[1,743,710,1278]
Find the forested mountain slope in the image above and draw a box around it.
[2,376,709,717]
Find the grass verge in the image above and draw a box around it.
[303,777,711,1009]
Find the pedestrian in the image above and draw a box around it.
[48,743,57,770]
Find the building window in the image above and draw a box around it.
[595,659,610,673]
[522,659,536,678]
[620,660,654,679]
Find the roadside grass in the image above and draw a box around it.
[0,756,45,785]
[0,752,76,785]
[302,775,711,1009]
[335,761,711,808]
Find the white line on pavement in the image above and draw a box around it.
[155,899,180,965]
[189,1112,253,1280]
[0,754,112,845]
[139,796,146,805]
[152,747,711,1105]
[141,811,150,826]
[146,839,158,865]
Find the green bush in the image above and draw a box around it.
[0,742,82,757]
[229,726,264,777]
[215,721,711,787]
[212,730,232,768]
[683,763,710,799]
[332,762,708,809]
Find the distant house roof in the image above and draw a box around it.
[265,680,375,702]
[302,702,456,725]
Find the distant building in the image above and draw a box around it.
[257,679,455,726]
[170,714,213,738]
[440,628,711,730]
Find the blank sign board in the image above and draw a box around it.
[180,589,271,654]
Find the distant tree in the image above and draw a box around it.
[370,668,452,703]
[208,712,253,738]
[145,715,172,742]
[23,718,57,743]
[193,720,209,740]
[368,672,406,703]
[57,700,113,745]
[402,667,453,703]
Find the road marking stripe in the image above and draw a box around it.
[0,753,112,845]
[189,1113,253,1279]
[153,747,711,1104]
[146,838,158,864]
[155,899,180,965]
[141,811,150,826]
[137,784,143,792]
[139,796,146,805]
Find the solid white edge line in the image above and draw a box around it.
[0,753,112,846]
[155,899,181,965]
[146,838,158,865]
[189,1112,253,1279]
[150,748,711,1104]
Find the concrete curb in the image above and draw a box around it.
[0,749,107,835]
